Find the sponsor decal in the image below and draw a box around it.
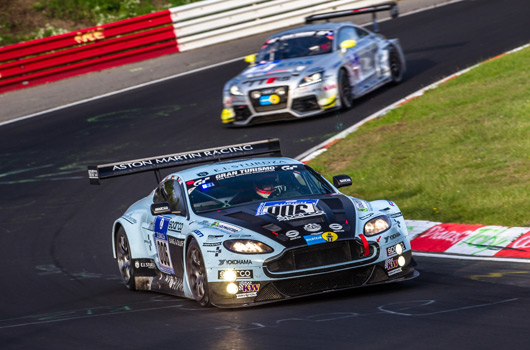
[88,169,98,179]
[203,242,222,247]
[259,94,280,105]
[322,232,338,242]
[388,267,402,276]
[386,242,405,257]
[384,232,401,244]
[193,229,204,238]
[197,172,208,176]
[304,234,326,245]
[281,165,297,171]
[212,160,286,173]
[168,221,183,233]
[411,223,483,253]
[388,201,395,206]
[385,257,399,271]
[329,223,344,232]
[215,166,275,180]
[210,222,242,233]
[239,281,260,293]
[236,292,258,299]
[390,212,403,218]
[111,145,257,173]
[168,237,184,247]
[218,269,254,280]
[354,199,369,211]
[242,76,290,87]
[495,230,530,258]
[154,216,174,275]
[219,259,252,266]
[134,260,156,269]
[206,247,222,257]
[445,226,528,256]
[285,230,300,240]
[152,204,170,214]
[359,213,374,220]
[304,223,322,232]
[323,84,337,91]
[256,199,323,221]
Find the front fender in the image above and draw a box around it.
[112,217,150,260]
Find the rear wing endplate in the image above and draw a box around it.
[305,1,398,33]
[88,138,281,185]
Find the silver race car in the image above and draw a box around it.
[221,1,405,126]
[88,139,418,308]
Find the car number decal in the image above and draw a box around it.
[256,199,323,221]
[154,216,175,275]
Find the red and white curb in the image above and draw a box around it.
[296,43,530,163]
[296,43,530,262]
[406,220,530,262]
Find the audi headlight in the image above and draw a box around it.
[364,216,391,236]
[230,85,243,96]
[299,71,323,87]
[223,240,273,254]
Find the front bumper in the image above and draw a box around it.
[209,250,418,308]
[221,83,339,126]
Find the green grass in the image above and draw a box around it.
[0,0,203,46]
[308,46,530,227]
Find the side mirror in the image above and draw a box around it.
[340,40,357,51]
[151,202,183,216]
[333,175,353,188]
[244,54,256,65]
[151,203,171,215]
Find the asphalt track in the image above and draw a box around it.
[1,0,530,348]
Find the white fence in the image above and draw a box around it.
[170,0,395,51]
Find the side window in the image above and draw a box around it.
[336,27,358,49]
[355,27,370,39]
[153,179,187,215]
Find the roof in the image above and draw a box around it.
[267,22,351,39]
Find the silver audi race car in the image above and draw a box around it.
[221,1,405,126]
[88,139,418,308]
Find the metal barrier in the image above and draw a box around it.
[0,0,389,94]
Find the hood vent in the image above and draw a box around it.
[262,223,282,232]
[289,215,325,227]
[321,198,344,210]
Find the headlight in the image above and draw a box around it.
[298,71,323,87]
[223,239,273,254]
[229,85,243,95]
[364,216,391,236]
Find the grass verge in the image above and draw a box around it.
[308,45,530,227]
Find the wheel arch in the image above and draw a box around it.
[111,218,149,260]
[387,39,407,75]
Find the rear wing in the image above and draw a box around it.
[88,138,281,185]
[305,1,398,33]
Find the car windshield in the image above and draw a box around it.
[257,30,334,61]
[186,164,334,213]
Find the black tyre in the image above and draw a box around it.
[389,47,404,83]
[186,238,211,307]
[339,69,353,110]
[115,227,137,290]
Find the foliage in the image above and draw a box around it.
[309,47,530,226]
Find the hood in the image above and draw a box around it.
[199,194,357,249]
[240,55,329,79]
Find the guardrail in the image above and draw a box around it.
[0,0,390,94]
